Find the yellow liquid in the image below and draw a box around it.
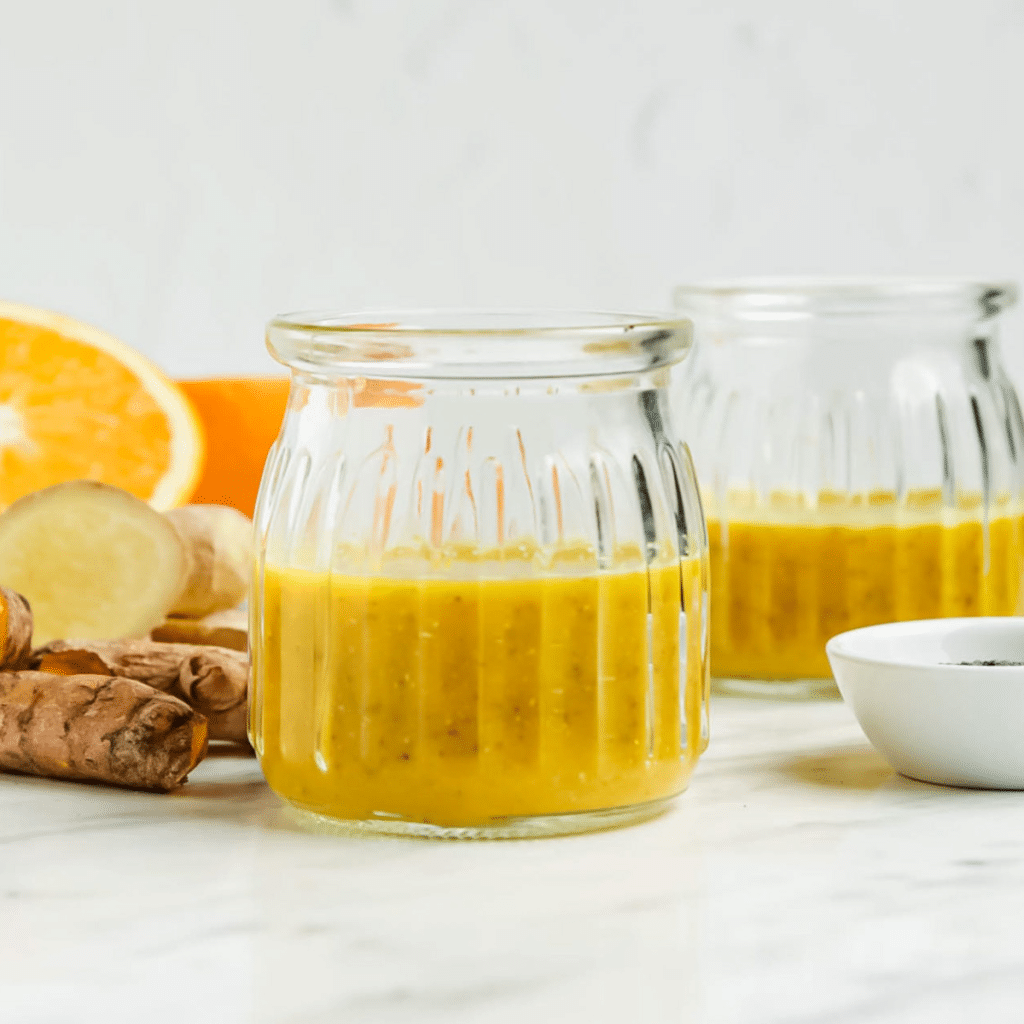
[709,495,1024,681]
[252,552,707,827]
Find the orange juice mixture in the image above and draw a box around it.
[708,492,1024,681]
[252,550,706,826]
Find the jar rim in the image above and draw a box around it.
[673,277,1018,320]
[266,308,692,379]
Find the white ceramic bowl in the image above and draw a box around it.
[826,617,1024,789]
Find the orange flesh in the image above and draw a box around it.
[709,495,1024,681]
[177,378,290,516]
[0,321,173,505]
[177,377,426,516]
[253,553,706,826]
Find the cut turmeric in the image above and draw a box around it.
[0,587,33,671]
[0,671,207,791]
[33,639,249,746]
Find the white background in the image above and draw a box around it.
[2,0,1024,380]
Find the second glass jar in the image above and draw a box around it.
[673,278,1024,696]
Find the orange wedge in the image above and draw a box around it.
[0,302,204,512]
[177,377,290,517]
[176,375,426,518]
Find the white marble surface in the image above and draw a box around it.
[2,694,1023,1023]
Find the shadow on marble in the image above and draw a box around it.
[780,745,895,790]
[173,778,270,801]
[203,742,257,759]
[164,775,378,840]
[780,746,995,800]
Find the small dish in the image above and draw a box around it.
[826,617,1024,789]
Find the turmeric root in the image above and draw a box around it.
[33,639,250,745]
[0,671,207,791]
[0,481,190,645]
[176,647,248,714]
[151,608,247,652]
[34,638,196,689]
[0,587,33,671]
[196,701,249,749]
[173,645,252,747]
[174,645,249,746]
[165,505,252,618]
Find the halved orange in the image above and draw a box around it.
[0,302,204,512]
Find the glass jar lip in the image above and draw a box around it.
[673,276,1018,320]
[266,308,692,379]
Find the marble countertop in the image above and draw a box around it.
[2,694,1022,1024]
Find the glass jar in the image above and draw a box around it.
[250,311,709,838]
[672,278,1024,697]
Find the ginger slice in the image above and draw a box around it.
[0,671,207,791]
[151,608,247,651]
[165,505,253,618]
[0,481,190,645]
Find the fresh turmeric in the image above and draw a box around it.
[33,638,249,746]
[0,485,258,793]
[176,646,251,749]
[0,671,207,792]
[0,587,33,671]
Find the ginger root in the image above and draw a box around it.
[0,671,207,792]
[0,587,33,671]
[33,639,250,746]
[165,505,252,618]
[0,488,251,648]
[0,481,190,645]
[151,608,247,652]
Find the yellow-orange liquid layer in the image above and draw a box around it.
[252,556,707,827]
[709,507,1024,681]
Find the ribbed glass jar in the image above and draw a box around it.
[250,311,709,838]
[673,278,1024,697]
